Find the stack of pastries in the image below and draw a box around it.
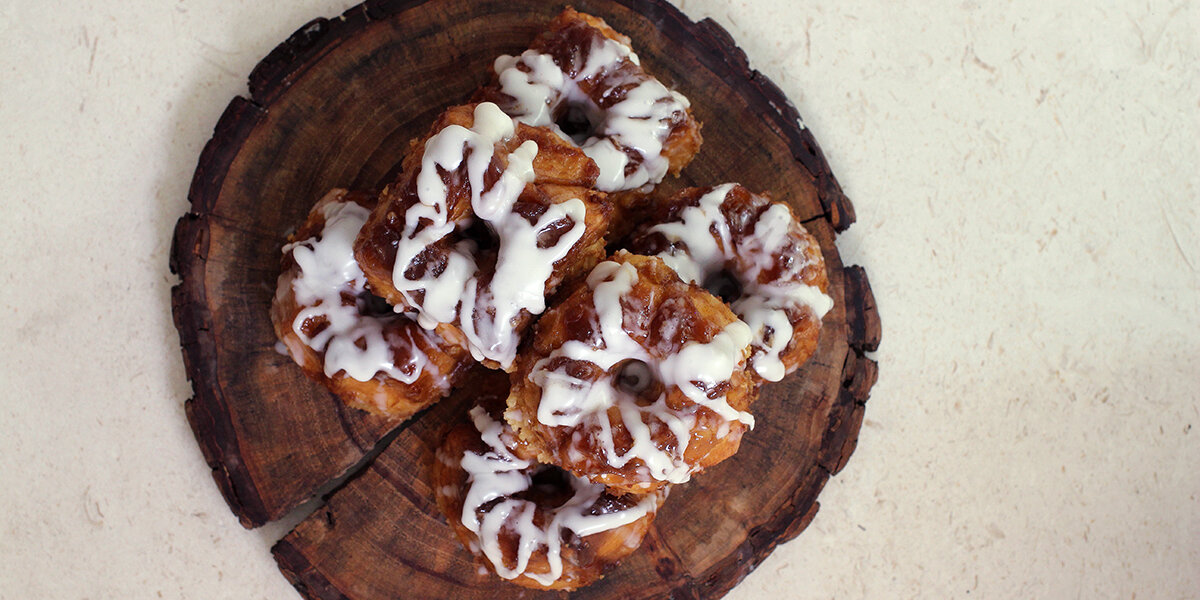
[270,8,833,591]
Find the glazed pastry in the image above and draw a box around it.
[353,102,611,371]
[433,387,664,590]
[269,11,832,592]
[476,8,702,233]
[628,184,833,382]
[506,251,757,494]
[271,189,471,418]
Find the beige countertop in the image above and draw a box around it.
[1,0,1196,597]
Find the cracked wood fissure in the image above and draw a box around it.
[169,0,882,596]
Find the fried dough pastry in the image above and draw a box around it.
[506,251,758,494]
[433,380,663,591]
[476,8,703,235]
[353,103,612,371]
[271,189,471,418]
[628,184,833,382]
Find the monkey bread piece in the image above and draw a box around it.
[353,102,612,372]
[476,8,703,234]
[628,184,834,382]
[432,385,664,591]
[505,251,758,495]
[270,189,472,419]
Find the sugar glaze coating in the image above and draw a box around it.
[353,103,610,371]
[630,184,833,382]
[271,189,468,417]
[482,9,701,193]
[433,394,662,591]
[507,253,757,494]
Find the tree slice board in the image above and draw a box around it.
[169,0,882,596]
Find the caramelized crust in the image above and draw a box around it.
[475,8,703,236]
[492,8,703,176]
[270,189,472,419]
[397,104,603,190]
[628,184,832,382]
[433,378,662,591]
[507,252,758,494]
[353,103,612,371]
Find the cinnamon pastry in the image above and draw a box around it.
[271,189,471,418]
[477,8,702,233]
[506,251,757,494]
[628,184,833,381]
[353,102,611,371]
[433,387,663,590]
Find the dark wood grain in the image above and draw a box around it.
[170,0,882,596]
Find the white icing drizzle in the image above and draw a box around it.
[458,406,657,586]
[529,258,753,485]
[282,200,442,388]
[647,185,835,382]
[493,32,690,192]
[389,103,588,369]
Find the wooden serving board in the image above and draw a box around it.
[169,0,881,598]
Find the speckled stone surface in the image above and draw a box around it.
[0,0,1196,598]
